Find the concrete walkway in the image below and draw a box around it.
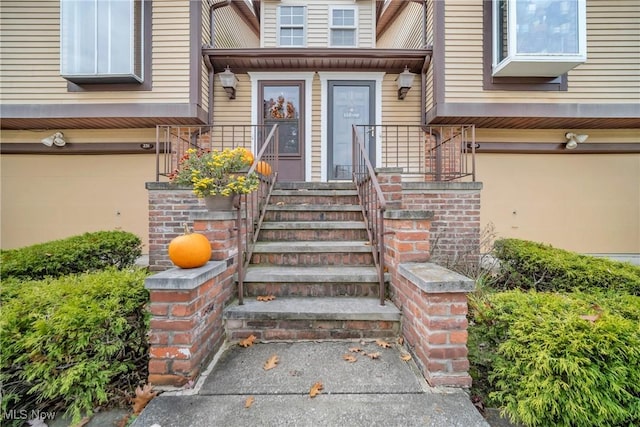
[132,341,489,427]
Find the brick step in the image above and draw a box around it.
[265,204,363,222]
[252,241,373,266]
[260,220,366,241]
[224,297,400,341]
[269,193,359,205]
[275,182,356,191]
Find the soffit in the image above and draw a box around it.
[204,48,431,74]
[429,116,640,130]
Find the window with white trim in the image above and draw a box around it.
[329,6,357,47]
[278,6,306,47]
[60,0,144,84]
[492,0,586,77]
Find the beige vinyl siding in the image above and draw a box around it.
[0,0,191,104]
[262,0,374,48]
[202,0,214,113]
[377,2,424,49]
[213,3,260,48]
[444,0,640,103]
[311,74,322,181]
[381,73,423,173]
[210,74,253,126]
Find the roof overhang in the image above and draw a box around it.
[203,47,432,74]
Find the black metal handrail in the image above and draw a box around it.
[235,124,279,305]
[353,124,476,182]
[352,125,387,306]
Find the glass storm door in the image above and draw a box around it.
[260,82,305,181]
[328,81,375,180]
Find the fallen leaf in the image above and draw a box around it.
[116,414,131,427]
[245,396,255,409]
[375,339,392,349]
[276,201,285,206]
[309,381,324,398]
[239,334,257,348]
[132,384,157,415]
[397,337,404,346]
[263,354,279,371]
[580,314,601,323]
[366,352,381,360]
[257,295,276,302]
[348,347,363,353]
[400,353,412,362]
[342,354,357,363]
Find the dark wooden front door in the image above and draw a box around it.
[260,81,305,181]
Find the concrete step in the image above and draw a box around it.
[251,241,374,267]
[269,193,359,205]
[224,297,400,340]
[260,221,366,230]
[258,226,368,241]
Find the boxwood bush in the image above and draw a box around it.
[469,290,640,427]
[0,268,150,426]
[0,231,142,280]
[493,238,640,295]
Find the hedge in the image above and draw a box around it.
[469,290,640,427]
[0,268,150,426]
[0,231,142,280]
[492,238,640,295]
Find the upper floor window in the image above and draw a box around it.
[60,0,144,84]
[278,6,306,47]
[492,0,586,77]
[330,7,357,47]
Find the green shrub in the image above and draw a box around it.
[493,238,640,295]
[470,289,640,427]
[0,268,150,425]
[0,231,142,280]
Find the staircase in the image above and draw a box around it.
[224,181,400,341]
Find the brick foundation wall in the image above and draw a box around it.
[146,262,234,387]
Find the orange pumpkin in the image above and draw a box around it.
[255,160,272,176]
[168,224,211,269]
[238,147,254,166]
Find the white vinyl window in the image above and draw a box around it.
[60,0,144,83]
[492,0,586,77]
[330,7,357,47]
[278,6,306,47]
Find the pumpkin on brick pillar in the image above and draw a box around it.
[168,223,212,268]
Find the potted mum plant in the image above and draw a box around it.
[169,147,259,210]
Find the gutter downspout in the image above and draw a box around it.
[420,0,441,179]
[204,0,233,125]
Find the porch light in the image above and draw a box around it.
[396,66,416,100]
[41,131,66,147]
[219,66,237,99]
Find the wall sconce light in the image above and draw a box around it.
[41,131,66,147]
[219,66,237,99]
[396,66,416,100]
[565,132,588,150]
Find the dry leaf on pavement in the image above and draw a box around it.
[366,352,380,360]
[309,381,324,398]
[245,396,255,409]
[239,334,257,348]
[375,339,392,349]
[263,354,279,371]
[257,295,276,302]
[400,353,412,362]
[132,384,157,415]
[342,354,357,363]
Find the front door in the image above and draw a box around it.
[260,81,305,181]
[328,81,375,180]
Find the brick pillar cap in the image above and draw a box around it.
[398,262,475,293]
[375,167,403,174]
[145,261,227,290]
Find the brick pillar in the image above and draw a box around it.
[383,209,433,269]
[192,211,240,262]
[393,263,475,388]
[375,167,403,210]
[145,261,234,387]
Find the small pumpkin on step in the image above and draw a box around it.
[168,223,211,268]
